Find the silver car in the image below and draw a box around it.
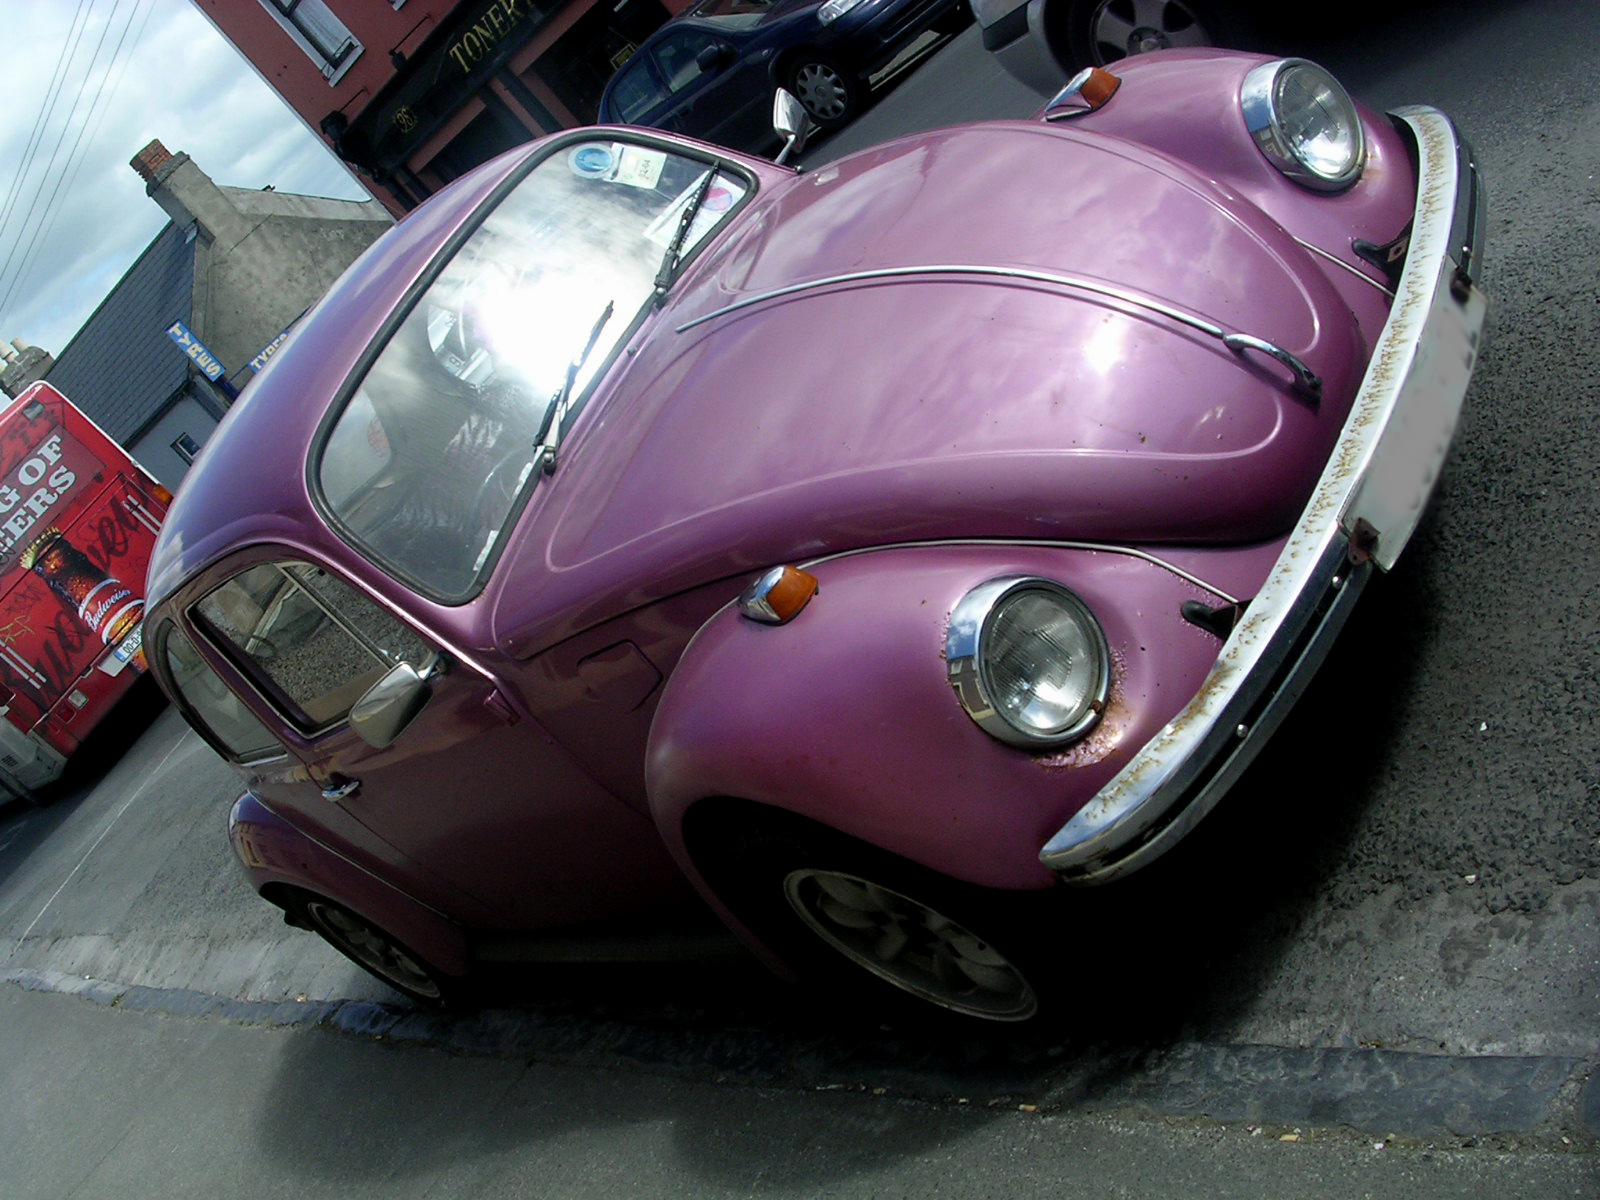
[974,0,1250,92]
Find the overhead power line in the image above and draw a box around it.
[0,0,155,338]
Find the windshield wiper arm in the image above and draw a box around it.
[653,169,716,304]
[537,300,614,474]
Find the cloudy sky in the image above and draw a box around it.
[0,0,368,358]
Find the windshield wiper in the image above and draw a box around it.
[536,300,614,474]
[653,169,716,305]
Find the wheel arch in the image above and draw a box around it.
[644,543,1221,895]
[772,45,855,83]
[678,793,1055,1022]
[231,790,473,978]
[1035,0,1078,73]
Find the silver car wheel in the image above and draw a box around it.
[783,868,1039,1021]
[1088,0,1211,61]
[305,899,445,1002]
[792,61,852,123]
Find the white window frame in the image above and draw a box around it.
[259,0,363,84]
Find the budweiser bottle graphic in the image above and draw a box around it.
[20,527,146,667]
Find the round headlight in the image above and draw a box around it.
[1241,59,1365,192]
[946,577,1111,749]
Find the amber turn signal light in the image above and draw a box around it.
[1077,67,1120,109]
[737,565,819,625]
[1043,66,1121,122]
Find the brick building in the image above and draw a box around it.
[192,0,689,216]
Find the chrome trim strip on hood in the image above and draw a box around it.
[676,263,1323,398]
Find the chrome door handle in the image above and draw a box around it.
[321,778,360,802]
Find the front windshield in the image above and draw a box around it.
[316,140,748,600]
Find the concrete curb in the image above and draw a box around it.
[7,966,1595,1145]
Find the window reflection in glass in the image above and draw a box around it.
[316,141,747,599]
[162,625,281,761]
[197,563,434,732]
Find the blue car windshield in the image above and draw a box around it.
[691,0,777,22]
[316,140,748,601]
[697,11,767,28]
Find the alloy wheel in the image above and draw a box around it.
[305,899,445,1002]
[1088,0,1210,62]
[783,868,1038,1020]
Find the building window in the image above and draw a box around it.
[172,432,201,464]
[260,0,362,83]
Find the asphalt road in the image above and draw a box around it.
[2,0,1597,1192]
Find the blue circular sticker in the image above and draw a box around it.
[569,144,615,178]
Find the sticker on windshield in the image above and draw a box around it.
[615,146,666,188]
[567,143,616,178]
[566,142,667,189]
[644,174,750,250]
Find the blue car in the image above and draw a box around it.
[599,0,968,150]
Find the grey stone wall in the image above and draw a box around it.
[198,196,393,388]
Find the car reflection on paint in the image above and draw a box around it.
[598,0,970,150]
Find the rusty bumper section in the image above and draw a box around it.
[1041,106,1488,885]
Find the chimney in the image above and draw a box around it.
[130,140,175,183]
[0,340,54,399]
[130,139,253,248]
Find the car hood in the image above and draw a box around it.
[493,122,1367,654]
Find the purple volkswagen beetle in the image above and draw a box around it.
[145,49,1485,1023]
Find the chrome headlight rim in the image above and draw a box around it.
[946,576,1112,750]
[1241,58,1366,193]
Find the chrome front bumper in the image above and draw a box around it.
[1041,106,1488,884]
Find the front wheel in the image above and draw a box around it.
[784,867,1040,1021]
[787,56,861,128]
[701,813,1050,1024]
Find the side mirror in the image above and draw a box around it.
[349,662,432,749]
[696,43,733,72]
[772,89,809,165]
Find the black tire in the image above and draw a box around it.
[280,889,467,1010]
[1064,0,1249,66]
[786,56,861,129]
[932,1,975,35]
[699,810,1053,1025]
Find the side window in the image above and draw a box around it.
[194,563,434,732]
[654,32,719,93]
[609,59,661,124]
[162,625,282,763]
[259,0,362,82]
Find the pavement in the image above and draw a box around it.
[4,981,1597,1199]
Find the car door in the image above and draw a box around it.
[605,54,667,126]
[182,556,690,930]
[648,28,772,148]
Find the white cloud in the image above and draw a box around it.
[0,0,365,358]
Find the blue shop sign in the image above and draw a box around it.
[166,321,226,382]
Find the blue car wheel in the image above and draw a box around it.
[788,55,860,127]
